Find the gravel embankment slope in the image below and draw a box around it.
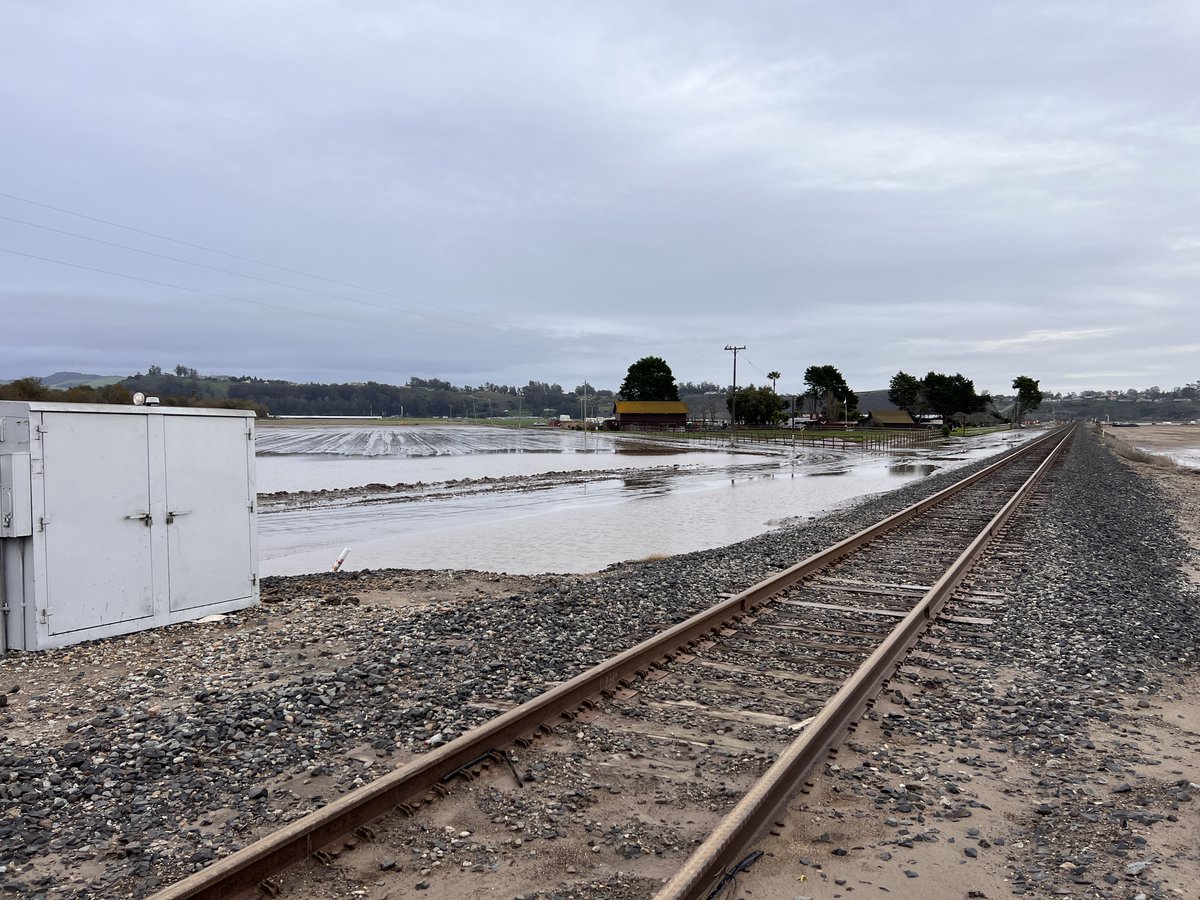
[746,426,1200,899]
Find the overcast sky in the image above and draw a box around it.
[2,1,1197,397]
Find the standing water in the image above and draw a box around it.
[256,425,1037,575]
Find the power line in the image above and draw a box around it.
[0,212,540,335]
[0,189,519,328]
[0,191,751,388]
[0,245,549,354]
[740,356,770,381]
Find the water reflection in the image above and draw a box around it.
[889,463,937,477]
[257,433,740,493]
[257,426,1045,575]
[614,445,682,456]
[622,474,667,492]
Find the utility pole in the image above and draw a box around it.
[581,382,588,452]
[724,345,745,447]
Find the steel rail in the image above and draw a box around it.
[150,427,1069,900]
[654,424,1075,900]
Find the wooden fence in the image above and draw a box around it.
[630,426,946,453]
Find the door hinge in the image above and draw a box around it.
[251,573,258,586]
[37,608,48,624]
[38,516,51,530]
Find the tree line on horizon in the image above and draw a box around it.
[5,361,1194,421]
[111,365,729,418]
[626,359,1034,427]
[0,363,1011,424]
[0,375,271,417]
[615,357,1038,428]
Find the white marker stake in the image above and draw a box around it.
[331,547,351,572]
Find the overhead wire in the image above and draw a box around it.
[0,245,550,354]
[0,190,741,386]
[0,212,548,337]
[734,355,775,388]
[0,189,518,328]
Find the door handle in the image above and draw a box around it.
[166,509,193,525]
[124,512,153,526]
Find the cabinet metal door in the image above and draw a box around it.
[42,413,155,634]
[164,416,253,611]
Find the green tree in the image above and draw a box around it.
[767,370,781,393]
[725,385,784,426]
[97,384,133,404]
[887,371,922,415]
[618,356,680,401]
[0,377,135,406]
[0,377,50,401]
[803,364,857,420]
[922,372,989,423]
[1011,375,1044,426]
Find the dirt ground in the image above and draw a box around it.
[737,451,1200,899]
[4,431,1196,899]
[740,669,1200,899]
[1099,424,1200,451]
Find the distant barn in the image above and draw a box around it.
[615,400,688,430]
[865,409,920,428]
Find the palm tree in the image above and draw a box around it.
[767,371,781,394]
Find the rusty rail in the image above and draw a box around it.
[654,424,1074,900]
[150,426,1070,900]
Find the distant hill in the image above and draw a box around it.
[1040,397,1199,423]
[857,389,1199,423]
[40,371,127,389]
[855,389,895,412]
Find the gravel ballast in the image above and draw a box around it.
[746,426,1200,898]
[1,427,1196,898]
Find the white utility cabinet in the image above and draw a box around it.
[0,401,258,653]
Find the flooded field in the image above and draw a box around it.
[256,425,714,493]
[256,425,1038,576]
[1121,424,1200,469]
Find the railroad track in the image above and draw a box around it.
[153,426,1074,900]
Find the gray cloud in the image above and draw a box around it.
[2,1,1197,396]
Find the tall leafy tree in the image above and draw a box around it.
[1011,375,1044,425]
[725,385,784,426]
[803,364,857,419]
[887,371,922,414]
[0,377,50,401]
[922,372,989,421]
[618,356,680,401]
